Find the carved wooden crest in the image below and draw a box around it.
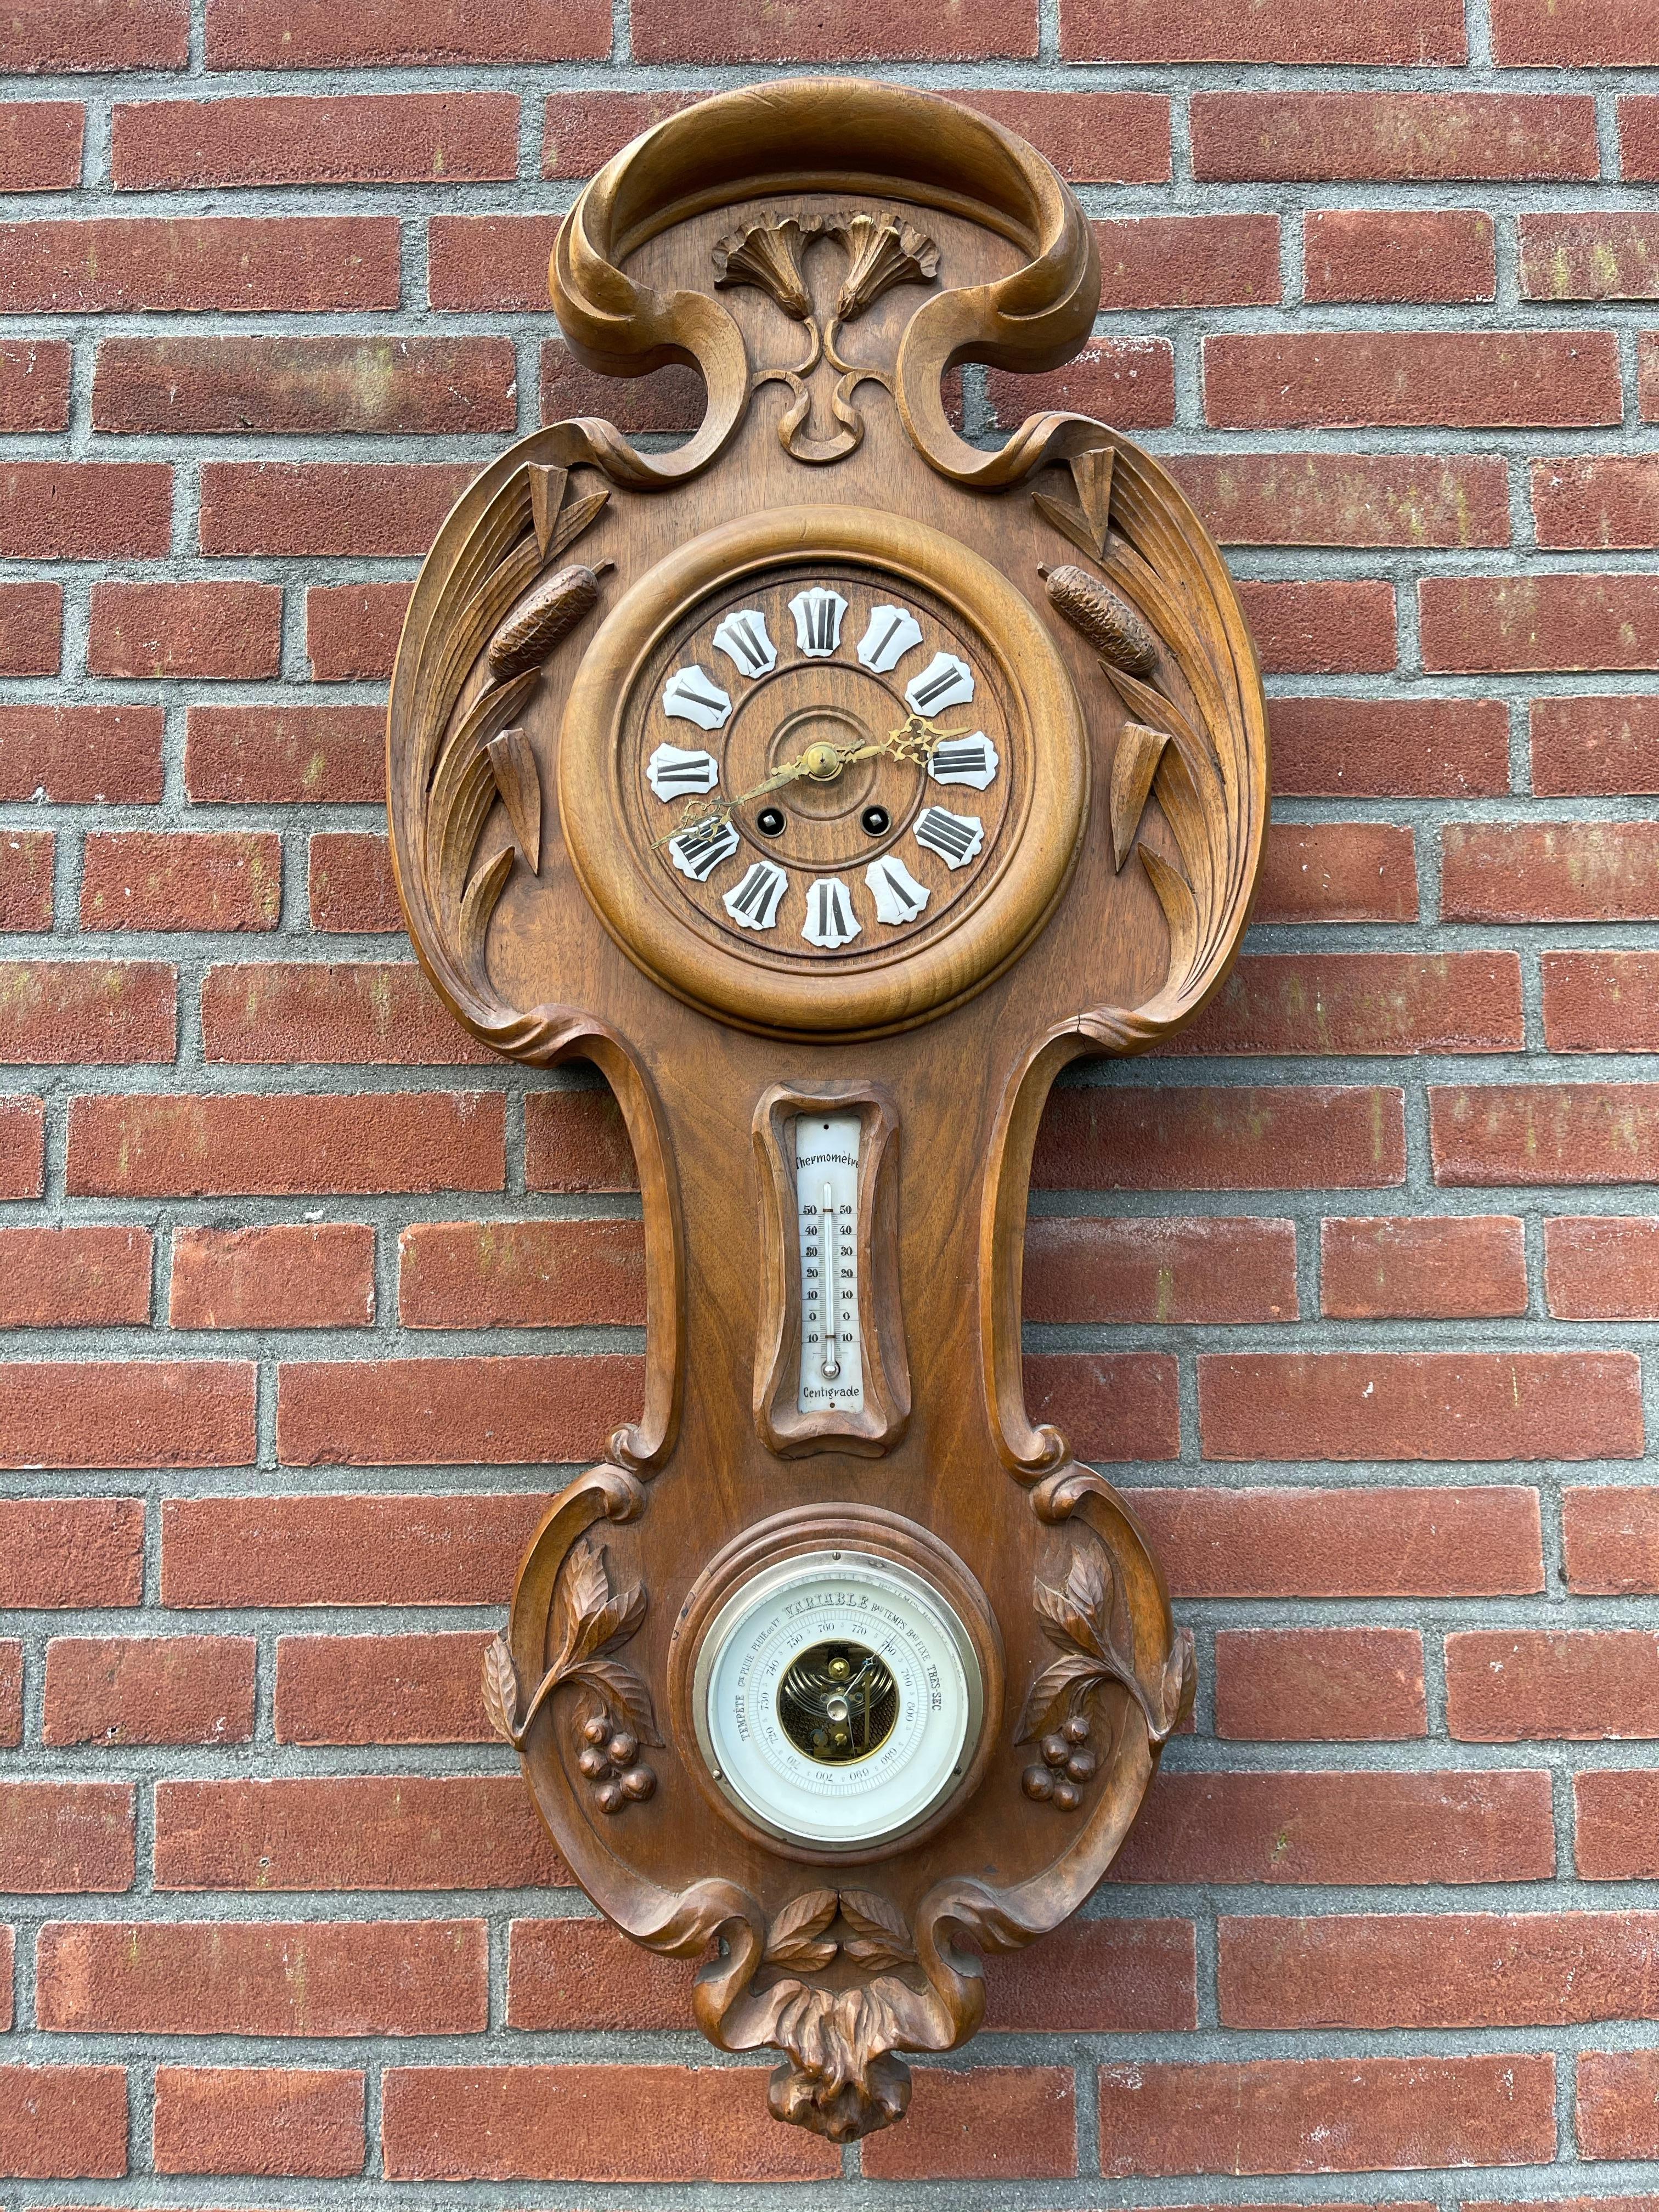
[388,78,1266,2143]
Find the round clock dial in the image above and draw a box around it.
[637,572,1012,962]
[560,505,1089,1037]
[692,1549,983,1850]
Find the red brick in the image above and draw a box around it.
[1170,452,1508,550]
[0,2066,126,2180]
[275,1629,493,1743]
[309,833,401,932]
[1566,1488,1659,1594]
[186,703,383,803]
[95,334,515,436]
[1023,1352,1178,1460]
[861,2066,1075,2181]
[1272,695,1510,797]
[0,1640,20,1746]
[985,338,1176,432]
[1170,951,1522,1056]
[0,1781,133,1892]
[201,460,471,558]
[1624,100,1659,180]
[0,461,171,558]
[201,961,490,1064]
[306,583,411,681]
[0,1093,44,1198]
[1533,697,1659,795]
[276,1353,645,1467]
[1114,1770,1553,1888]
[1421,575,1659,673]
[0,1225,151,1327]
[986,1917,1195,2030]
[1096,215,1280,309]
[1206,331,1620,430]
[1449,824,1659,923]
[1130,1485,1544,1599]
[1579,2053,1659,2159]
[942,89,1172,182]
[1201,1351,1640,1462]
[0,580,63,673]
[37,1918,486,2036]
[156,1775,567,1891]
[0,101,83,188]
[507,1917,693,2030]
[428,214,562,312]
[1098,2053,1553,2176]
[163,1491,547,1608]
[1216,1627,1427,1740]
[1449,1630,1659,1741]
[43,1635,255,1747]
[1305,210,1496,304]
[0,1497,143,1607]
[69,1092,504,1198]
[1239,580,1398,674]
[0,216,399,313]
[1024,1215,1297,1324]
[205,0,610,65]
[88,580,280,681]
[4,0,187,71]
[0,826,53,930]
[1522,216,1659,303]
[1432,1083,1659,1186]
[1062,0,1465,61]
[631,0,1036,61]
[81,831,280,932]
[399,1218,645,1328]
[0,337,69,428]
[0,1362,253,1470]
[381,2063,839,2182]
[171,1224,375,1330]
[1533,459,1659,549]
[114,91,517,188]
[540,339,704,435]
[1542,951,1659,1052]
[0,703,162,802]
[543,90,708,176]
[1577,1773,1659,1878]
[525,1088,640,1191]
[1321,1215,1528,1319]
[1034,1085,1406,1191]
[1191,92,1599,182]
[153,2065,364,2179]
[1491,0,1658,66]
[1548,1217,1659,1319]
[1222,1914,1659,2027]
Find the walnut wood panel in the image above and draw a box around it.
[388,77,1266,2144]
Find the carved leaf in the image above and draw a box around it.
[567,1655,662,1746]
[549,1538,610,1673]
[481,1634,520,1745]
[765,1889,840,1970]
[1014,1648,1104,1743]
[1068,445,1115,558]
[527,464,566,557]
[574,1580,648,1664]
[484,725,542,874]
[545,488,611,563]
[1109,719,1169,872]
[838,1889,916,1970]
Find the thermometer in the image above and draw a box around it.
[795,1114,864,1414]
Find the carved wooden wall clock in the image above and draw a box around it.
[387,77,1268,2144]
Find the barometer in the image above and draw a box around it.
[387,76,1267,2145]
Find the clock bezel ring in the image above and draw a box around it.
[558,503,1090,1039]
[668,1503,1005,1864]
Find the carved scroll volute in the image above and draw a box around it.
[549,77,1100,489]
[752,1081,909,1458]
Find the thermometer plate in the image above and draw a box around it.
[795,1113,863,1415]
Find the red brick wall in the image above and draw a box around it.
[1,0,1658,2196]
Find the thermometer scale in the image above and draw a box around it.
[795,1114,864,1415]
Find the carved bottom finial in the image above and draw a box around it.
[769,2045,911,2142]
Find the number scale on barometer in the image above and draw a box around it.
[795,1115,864,1414]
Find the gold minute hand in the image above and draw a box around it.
[652,715,970,849]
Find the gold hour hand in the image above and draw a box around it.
[653,716,969,848]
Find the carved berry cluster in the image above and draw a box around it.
[577,1712,657,1815]
[1020,1713,1098,1813]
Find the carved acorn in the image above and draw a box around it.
[1038,562,1159,678]
[486,562,608,683]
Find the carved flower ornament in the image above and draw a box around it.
[712,208,939,326]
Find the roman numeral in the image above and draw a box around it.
[914,806,984,870]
